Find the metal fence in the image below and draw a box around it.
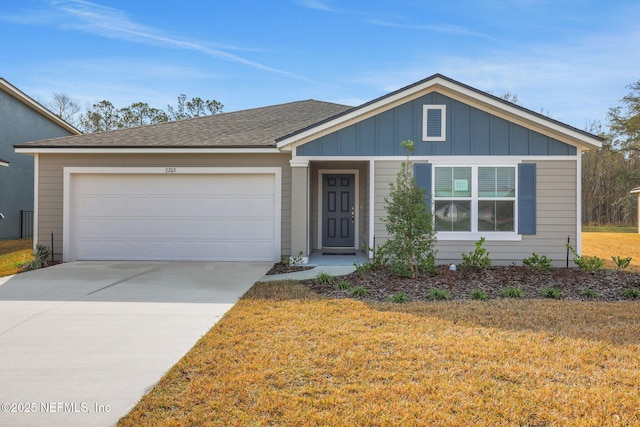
[20,210,33,239]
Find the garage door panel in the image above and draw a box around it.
[71,173,278,261]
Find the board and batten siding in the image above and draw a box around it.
[373,159,577,266]
[36,153,292,260]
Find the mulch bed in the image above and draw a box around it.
[266,262,315,275]
[303,265,640,302]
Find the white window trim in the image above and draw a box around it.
[422,105,446,141]
[433,164,521,241]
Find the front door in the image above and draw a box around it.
[322,174,355,247]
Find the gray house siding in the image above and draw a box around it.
[36,153,292,261]
[373,159,577,267]
[0,90,73,240]
[296,92,576,157]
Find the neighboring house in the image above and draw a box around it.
[15,74,602,265]
[631,187,640,233]
[0,78,80,240]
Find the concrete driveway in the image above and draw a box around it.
[0,261,271,427]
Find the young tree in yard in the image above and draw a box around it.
[380,140,437,278]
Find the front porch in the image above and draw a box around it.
[307,249,369,266]
[290,160,372,264]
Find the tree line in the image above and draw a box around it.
[47,93,223,133]
[582,80,640,227]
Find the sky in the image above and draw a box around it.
[1,0,639,131]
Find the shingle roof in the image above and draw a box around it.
[14,100,352,148]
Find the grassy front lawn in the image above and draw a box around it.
[582,232,640,272]
[0,239,33,277]
[119,280,640,426]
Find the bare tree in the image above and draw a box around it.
[48,93,81,126]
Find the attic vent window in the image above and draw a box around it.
[422,105,446,141]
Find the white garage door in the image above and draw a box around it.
[70,173,279,261]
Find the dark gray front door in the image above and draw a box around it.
[322,174,355,247]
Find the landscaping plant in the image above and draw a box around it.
[460,237,491,270]
[501,286,524,298]
[334,280,352,290]
[566,243,605,272]
[469,289,489,301]
[540,287,562,299]
[348,285,368,297]
[21,244,51,271]
[385,292,408,303]
[314,271,334,285]
[612,256,632,270]
[379,140,436,278]
[429,288,452,300]
[522,253,553,272]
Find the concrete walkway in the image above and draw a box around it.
[258,265,356,282]
[0,261,271,427]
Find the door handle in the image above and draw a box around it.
[351,206,355,223]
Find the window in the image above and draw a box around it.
[422,105,446,141]
[433,166,516,233]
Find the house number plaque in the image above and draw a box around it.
[165,167,177,173]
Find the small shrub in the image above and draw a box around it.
[314,272,334,285]
[582,289,600,299]
[566,243,605,272]
[429,288,452,301]
[469,289,488,301]
[385,292,408,303]
[334,280,352,290]
[500,286,524,298]
[540,287,562,299]
[460,237,491,270]
[349,286,368,297]
[622,287,640,299]
[612,256,632,270]
[522,253,553,272]
[21,244,51,271]
[354,262,374,276]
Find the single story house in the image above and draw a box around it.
[15,74,602,265]
[1,78,79,240]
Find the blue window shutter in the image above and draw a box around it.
[518,163,536,234]
[414,163,432,206]
[426,109,442,137]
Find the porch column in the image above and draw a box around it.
[290,159,310,262]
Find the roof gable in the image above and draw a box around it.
[279,74,603,152]
[0,78,80,135]
[297,91,578,157]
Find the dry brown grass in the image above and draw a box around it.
[582,232,640,272]
[119,280,640,427]
[0,239,33,277]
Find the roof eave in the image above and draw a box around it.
[14,146,282,154]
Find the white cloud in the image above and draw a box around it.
[15,0,306,80]
[369,19,492,39]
